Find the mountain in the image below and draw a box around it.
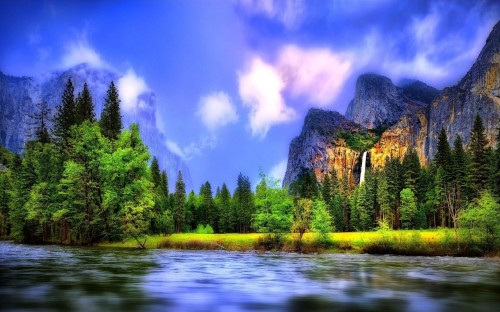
[283,108,363,187]
[371,19,500,167]
[0,64,192,190]
[284,20,500,185]
[345,73,439,129]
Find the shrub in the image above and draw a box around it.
[194,224,214,234]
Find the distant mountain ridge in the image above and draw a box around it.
[0,64,192,190]
[284,20,500,186]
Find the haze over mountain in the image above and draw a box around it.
[0,64,192,190]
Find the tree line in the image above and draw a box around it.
[0,78,498,250]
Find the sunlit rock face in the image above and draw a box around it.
[345,73,437,129]
[283,108,363,188]
[0,64,192,190]
[285,21,500,187]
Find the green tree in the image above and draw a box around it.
[150,157,161,188]
[402,149,420,193]
[75,83,96,124]
[53,78,76,150]
[29,102,52,144]
[233,173,254,233]
[377,171,393,228]
[254,174,293,248]
[469,115,489,198]
[173,171,186,232]
[199,181,215,229]
[217,183,233,233]
[292,198,313,244]
[435,128,452,180]
[185,191,199,231]
[99,81,123,140]
[311,199,332,245]
[459,191,500,251]
[290,168,318,199]
[400,188,417,229]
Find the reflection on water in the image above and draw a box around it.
[0,242,499,312]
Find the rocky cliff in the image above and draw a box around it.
[0,64,192,190]
[285,20,500,186]
[345,74,438,129]
[283,108,363,187]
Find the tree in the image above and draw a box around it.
[459,191,500,251]
[311,199,332,245]
[495,123,500,198]
[469,115,489,198]
[185,191,198,231]
[75,83,96,124]
[99,81,123,140]
[150,157,161,188]
[173,171,186,232]
[199,181,215,229]
[53,78,76,150]
[321,173,332,204]
[377,172,393,228]
[29,102,52,144]
[254,173,293,249]
[290,168,318,199]
[217,183,233,233]
[402,149,420,193]
[354,171,376,231]
[400,188,417,229]
[385,157,403,228]
[435,128,452,180]
[233,173,254,233]
[292,198,313,245]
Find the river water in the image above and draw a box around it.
[0,242,499,312]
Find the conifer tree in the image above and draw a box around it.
[100,81,122,140]
[321,173,332,205]
[150,157,161,188]
[495,124,500,198]
[469,115,489,198]
[173,171,186,232]
[435,128,452,180]
[217,183,233,233]
[53,78,76,149]
[75,83,96,124]
[234,173,254,233]
[29,102,52,144]
[402,149,420,193]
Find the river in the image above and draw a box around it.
[0,242,498,311]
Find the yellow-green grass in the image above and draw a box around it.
[99,229,453,254]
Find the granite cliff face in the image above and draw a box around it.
[0,64,192,190]
[285,21,500,186]
[345,74,438,129]
[283,108,363,187]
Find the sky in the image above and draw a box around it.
[0,0,499,192]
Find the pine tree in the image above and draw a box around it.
[234,173,254,233]
[435,128,452,180]
[402,149,420,193]
[495,123,500,198]
[150,157,161,188]
[321,173,332,205]
[29,102,52,144]
[53,78,76,149]
[100,81,122,140]
[469,115,489,198]
[75,83,96,124]
[173,171,186,232]
[217,183,233,233]
[452,135,469,199]
[160,170,169,196]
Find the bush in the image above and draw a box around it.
[255,233,285,251]
[194,224,214,234]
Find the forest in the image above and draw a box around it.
[0,79,499,253]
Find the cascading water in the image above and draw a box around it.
[359,151,367,185]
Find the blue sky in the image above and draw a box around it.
[0,0,499,191]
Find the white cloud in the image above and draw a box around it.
[61,39,107,69]
[237,0,305,29]
[269,159,288,183]
[238,45,353,137]
[278,45,353,106]
[166,140,187,160]
[117,69,151,113]
[238,57,297,138]
[197,92,238,131]
[166,135,218,161]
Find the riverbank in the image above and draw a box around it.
[99,229,499,257]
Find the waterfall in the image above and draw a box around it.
[359,151,367,185]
